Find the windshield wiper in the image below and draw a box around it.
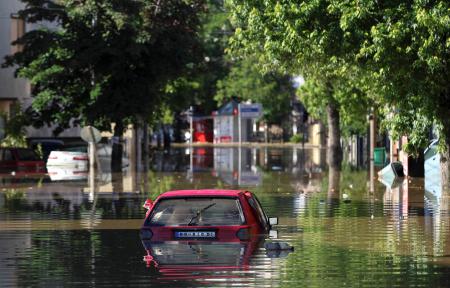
[187,203,216,226]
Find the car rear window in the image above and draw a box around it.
[146,197,245,226]
[16,149,40,161]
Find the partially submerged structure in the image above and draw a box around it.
[212,100,263,144]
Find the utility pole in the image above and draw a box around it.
[189,106,193,145]
[369,109,376,193]
[238,103,242,146]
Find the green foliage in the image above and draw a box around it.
[227,0,372,145]
[348,0,450,148]
[4,189,26,201]
[0,104,28,148]
[298,74,370,137]
[161,106,174,125]
[289,134,303,143]
[228,0,450,152]
[215,55,294,124]
[158,0,233,117]
[145,171,175,199]
[3,0,204,134]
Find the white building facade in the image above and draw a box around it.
[0,0,80,138]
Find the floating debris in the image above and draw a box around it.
[265,242,294,251]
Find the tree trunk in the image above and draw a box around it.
[326,167,340,217]
[326,101,343,170]
[143,119,149,172]
[440,147,449,193]
[440,124,450,193]
[156,124,162,149]
[163,125,171,151]
[437,92,450,193]
[111,121,124,173]
[328,167,340,196]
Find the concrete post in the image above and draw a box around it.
[238,103,242,146]
[189,106,193,145]
[369,110,376,193]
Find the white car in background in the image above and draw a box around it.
[47,166,88,181]
[46,150,89,168]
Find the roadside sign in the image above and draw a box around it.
[239,103,263,119]
[80,126,101,143]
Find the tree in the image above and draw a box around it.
[215,55,294,125]
[160,0,232,117]
[298,71,370,138]
[227,0,372,170]
[3,0,204,171]
[327,0,449,185]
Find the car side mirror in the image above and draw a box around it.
[143,199,153,210]
[269,217,278,225]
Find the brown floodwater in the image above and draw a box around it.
[1,147,449,287]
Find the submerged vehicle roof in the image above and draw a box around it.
[158,189,246,198]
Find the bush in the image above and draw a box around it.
[290,134,303,143]
[0,104,28,148]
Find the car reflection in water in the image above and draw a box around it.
[139,189,292,281]
[140,236,264,280]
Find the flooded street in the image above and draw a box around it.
[1,147,450,287]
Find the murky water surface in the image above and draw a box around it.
[1,147,450,287]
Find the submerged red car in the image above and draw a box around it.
[140,189,278,242]
[0,147,45,174]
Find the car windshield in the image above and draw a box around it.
[16,149,40,161]
[147,197,244,226]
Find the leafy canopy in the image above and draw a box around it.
[215,55,295,124]
[227,0,450,149]
[227,0,371,135]
[3,0,204,133]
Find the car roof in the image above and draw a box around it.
[0,147,34,150]
[29,139,64,144]
[159,189,248,198]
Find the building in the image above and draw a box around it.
[0,1,28,115]
[0,0,80,139]
[213,99,263,143]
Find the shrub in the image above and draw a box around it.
[290,134,303,143]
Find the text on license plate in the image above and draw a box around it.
[174,231,216,238]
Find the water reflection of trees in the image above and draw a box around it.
[13,231,155,286]
[278,168,450,287]
[1,188,145,220]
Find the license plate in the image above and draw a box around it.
[174,231,216,238]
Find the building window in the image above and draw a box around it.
[10,14,25,54]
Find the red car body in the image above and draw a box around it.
[141,189,275,242]
[140,189,276,278]
[0,148,46,174]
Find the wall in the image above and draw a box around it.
[0,0,81,138]
[0,0,28,111]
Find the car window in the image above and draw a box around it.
[16,149,39,161]
[2,149,14,161]
[247,195,268,228]
[146,197,245,226]
[254,196,269,226]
